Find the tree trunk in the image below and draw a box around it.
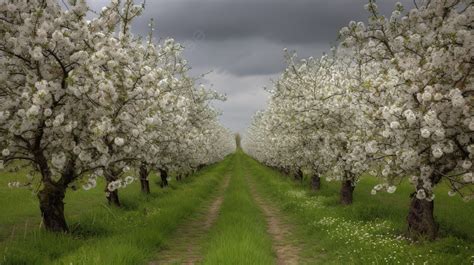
[311,174,321,191]
[235,133,241,148]
[159,168,168,188]
[294,169,303,182]
[282,167,290,176]
[139,163,150,194]
[176,174,182,181]
[140,177,150,194]
[105,170,121,207]
[38,182,68,232]
[340,180,354,205]
[405,166,453,240]
[407,193,438,240]
[106,189,121,207]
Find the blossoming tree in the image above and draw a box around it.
[245,0,473,239]
[339,0,473,239]
[0,0,234,232]
[244,51,375,205]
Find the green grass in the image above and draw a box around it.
[1,151,473,264]
[0,155,233,265]
[201,150,275,265]
[243,153,474,264]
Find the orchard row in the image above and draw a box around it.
[243,0,473,240]
[0,0,235,232]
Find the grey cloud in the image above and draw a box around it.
[184,38,330,77]
[206,71,275,131]
[84,0,416,133]
[132,0,414,44]
[88,0,414,44]
[87,0,413,78]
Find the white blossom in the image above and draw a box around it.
[2,149,10,157]
[114,137,125,146]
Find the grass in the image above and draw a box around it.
[201,150,275,265]
[0,155,233,265]
[1,151,473,264]
[243,153,474,264]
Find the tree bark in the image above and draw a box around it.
[32,126,70,232]
[139,163,150,194]
[294,169,303,182]
[311,174,321,191]
[407,192,438,240]
[106,189,121,207]
[38,182,68,232]
[340,180,354,205]
[282,167,290,176]
[105,170,121,207]
[159,168,168,188]
[235,133,241,148]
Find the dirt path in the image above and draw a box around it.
[248,177,301,265]
[149,175,231,265]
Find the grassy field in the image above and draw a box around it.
[0,156,232,265]
[1,151,473,264]
[244,154,474,264]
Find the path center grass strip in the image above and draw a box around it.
[0,155,233,265]
[201,150,275,265]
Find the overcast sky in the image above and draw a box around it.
[87,0,413,133]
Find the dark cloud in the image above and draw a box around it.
[88,0,414,77]
[89,0,414,44]
[132,0,413,44]
[184,38,329,77]
[202,71,275,131]
[86,0,415,132]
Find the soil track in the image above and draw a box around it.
[248,177,301,265]
[149,175,231,265]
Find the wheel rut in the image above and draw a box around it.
[149,175,231,265]
[248,176,301,265]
